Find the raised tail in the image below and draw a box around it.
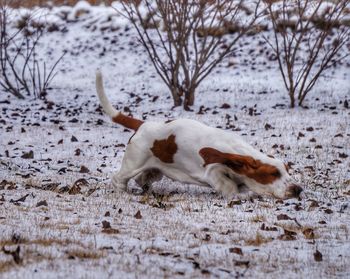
[95,70,144,131]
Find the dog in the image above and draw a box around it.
[96,71,302,199]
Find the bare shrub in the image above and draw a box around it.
[117,0,263,110]
[264,0,350,107]
[0,2,64,99]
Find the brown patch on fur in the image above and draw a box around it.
[199,147,281,185]
[112,113,144,131]
[151,135,177,163]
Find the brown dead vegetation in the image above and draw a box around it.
[67,249,106,259]
[9,0,114,8]
[0,237,87,248]
[244,232,274,246]
[0,260,14,273]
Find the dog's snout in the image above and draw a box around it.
[288,184,303,198]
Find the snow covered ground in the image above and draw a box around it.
[0,2,350,278]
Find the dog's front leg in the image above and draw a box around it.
[204,165,239,197]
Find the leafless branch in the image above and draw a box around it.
[264,0,350,107]
[116,0,263,110]
[0,1,65,99]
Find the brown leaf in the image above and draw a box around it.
[277,214,293,221]
[134,210,142,219]
[314,250,322,262]
[0,180,16,190]
[229,247,243,255]
[264,123,273,130]
[79,165,90,173]
[228,200,242,207]
[68,178,88,195]
[220,103,231,109]
[260,223,278,231]
[2,246,21,264]
[306,127,314,131]
[302,228,315,239]
[203,234,211,241]
[308,200,319,208]
[21,150,34,159]
[102,228,119,234]
[10,194,29,203]
[102,220,111,229]
[74,148,81,156]
[36,200,48,207]
[278,229,297,241]
[324,208,333,214]
[235,260,249,267]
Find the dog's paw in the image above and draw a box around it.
[111,175,127,191]
[233,191,261,200]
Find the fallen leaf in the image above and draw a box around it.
[36,200,48,207]
[102,220,111,229]
[314,250,322,262]
[102,228,119,234]
[79,165,90,173]
[260,223,278,231]
[220,103,231,109]
[302,228,315,239]
[2,246,21,264]
[69,178,88,195]
[134,210,142,219]
[277,214,293,220]
[10,194,29,203]
[235,260,249,267]
[21,151,34,159]
[339,153,348,159]
[324,208,333,214]
[278,229,297,241]
[228,200,242,207]
[229,247,243,255]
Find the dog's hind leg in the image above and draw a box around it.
[111,144,150,192]
[134,169,163,193]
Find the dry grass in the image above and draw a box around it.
[0,260,14,273]
[244,232,274,246]
[0,237,87,248]
[67,249,106,260]
[9,0,114,8]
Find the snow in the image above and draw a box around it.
[0,2,350,278]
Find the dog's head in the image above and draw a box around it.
[199,147,302,199]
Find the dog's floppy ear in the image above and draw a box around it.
[199,147,257,170]
[199,147,281,185]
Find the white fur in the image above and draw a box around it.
[96,72,300,199]
[96,70,119,119]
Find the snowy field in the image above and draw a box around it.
[0,2,350,278]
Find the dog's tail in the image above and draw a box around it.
[95,70,143,131]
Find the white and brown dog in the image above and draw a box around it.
[96,71,302,199]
